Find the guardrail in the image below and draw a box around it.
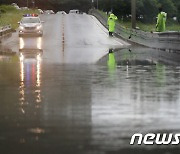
[89,9,180,52]
[0,25,12,37]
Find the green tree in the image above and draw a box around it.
[171,0,180,22]
[137,0,158,23]
[158,0,177,18]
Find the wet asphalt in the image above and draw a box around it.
[0,13,180,154]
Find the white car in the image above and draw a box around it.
[38,9,44,14]
[56,11,66,15]
[11,3,20,9]
[44,10,55,14]
[69,9,79,14]
[21,7,29,10]
[18,14,44,37]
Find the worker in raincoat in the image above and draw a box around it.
[156,8,167,32]
[107,13,118,36]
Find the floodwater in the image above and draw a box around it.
[0,13,180,154]
[0,47,180,154]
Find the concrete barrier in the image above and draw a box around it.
[89,9,180,52]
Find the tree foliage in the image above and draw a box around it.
[0,0,179,22]
[97,0,179,23]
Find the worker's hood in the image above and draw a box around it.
[110,14,115,18]
[161,12,167,17]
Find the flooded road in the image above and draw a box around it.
[0,14,180,154]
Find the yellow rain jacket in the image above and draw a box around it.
[107,13,118,32]
[156,12,167,32]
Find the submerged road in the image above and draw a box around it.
[1,13,129,63]
[0,13,180,154]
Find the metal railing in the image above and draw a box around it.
[0,25,12,37]
[89,9,180,52]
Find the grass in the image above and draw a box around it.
[0,5,39,30]
[119,21,158,32]
[98,10,180,32]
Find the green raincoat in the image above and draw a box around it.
[107,14,118,32]
[156,12,167,32]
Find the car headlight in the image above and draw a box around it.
[19,26,24,30]
[36,25,42,30]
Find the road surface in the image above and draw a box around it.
[1,13,129,63]
[0,13,180,154]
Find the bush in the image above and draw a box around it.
[0,5,17,12]
[0,8,6,13]
[0,5,39,30]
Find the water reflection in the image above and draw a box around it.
[19,57,42,105]
[91,48,180,150]
[36,57,41,88]
[19,37,25,49]
[0,45,180,153]
[19,37,42,51]
[99,47,180,66]
[19,37,43,113]
[0,49,18,62]
[155,63,166,86]
[107,49,117,71]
